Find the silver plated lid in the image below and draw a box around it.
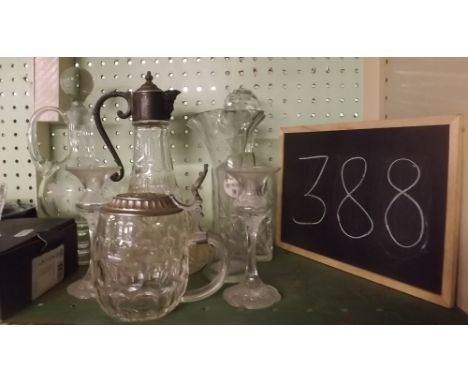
[101,193,182,216]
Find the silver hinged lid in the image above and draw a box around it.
[101,193,182,216]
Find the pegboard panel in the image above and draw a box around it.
[71,57,363,220]
[0,58,35,203]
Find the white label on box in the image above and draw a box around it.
[14,229,35,238]
[31,245,65,300]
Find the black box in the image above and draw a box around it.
[0,218,78,321]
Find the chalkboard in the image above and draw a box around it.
[276,115,463,307]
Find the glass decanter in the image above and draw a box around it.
[93,72,211,274]
[187,107,265,282]
[222,166,281,309]
[224,88,275,263]
[27,66,99,264]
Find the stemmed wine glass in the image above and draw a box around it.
[66,165,118,299]
[222,165,281,309]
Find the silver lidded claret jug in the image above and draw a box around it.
[92,72,217,273]
[90,72,227,321]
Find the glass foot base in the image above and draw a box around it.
[223,278,281,309]
[203,257,246,284]
[67,278,96,300]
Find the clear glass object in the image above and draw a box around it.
[92,73,209,274]
[224,88,275,263]
[222,166,281,310]
[129,121,215,274]
[65,165,118,299]
[128,120,178,196]
[187,107,271,283]
[27,67,109,265]
[224,87,261,112]
[93,193,227,322]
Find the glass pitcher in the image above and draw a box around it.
[27,67,106,264]
[94,192,227,322]
[187,107,273,282]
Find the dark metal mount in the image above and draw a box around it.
[92,90,132,182]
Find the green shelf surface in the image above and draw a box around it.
[5,248,468,325]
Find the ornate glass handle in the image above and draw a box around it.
[171,163,227,301]
[170,164,208,213]
[27,106,69,176]
[92,90,132,182]
[182,232,228,303]
[170,164,210,239]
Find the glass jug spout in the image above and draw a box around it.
[187,109,265,166]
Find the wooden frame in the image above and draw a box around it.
[362,57,385,121]
[276,115,463,307]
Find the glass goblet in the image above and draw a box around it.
[66,165,118,299]
[222,166,281,309]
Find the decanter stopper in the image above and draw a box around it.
[60,67,94,103]
[224,88,261,111]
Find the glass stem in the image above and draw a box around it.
[78,206,99,281]
[245,216,262,282]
